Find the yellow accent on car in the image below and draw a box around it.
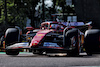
[28,37,31,40]
[37,34,44,36]
[81,35,84,44]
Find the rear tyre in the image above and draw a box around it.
[5,28,20,46]
[84,29,100,55]
[65,29,79,56]
[5,28,20,55]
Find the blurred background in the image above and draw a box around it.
[0,0,100,36]
[0,0,100,52]
[0,0,77,32]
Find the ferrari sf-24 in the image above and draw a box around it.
[5,21,96,56]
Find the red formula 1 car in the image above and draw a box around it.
[5,21,91,56]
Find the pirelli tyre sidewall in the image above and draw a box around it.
[5,28,20,55]
[84,29,100,55]
[65,28,79,56]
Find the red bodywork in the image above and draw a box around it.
[26,27,34,31]
[6,21,87,50]
[29,29,53,47]
[29,21,65,48]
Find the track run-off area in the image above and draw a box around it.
[1,52,100,67]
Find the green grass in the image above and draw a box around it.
[0,52,31,54]
[0,52,6,54]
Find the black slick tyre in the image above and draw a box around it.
[84,29,100,55]
[5,28,20,55]
[65,28,79,56]
[5,28,20,46]
[6,49,19,55]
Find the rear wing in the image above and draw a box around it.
[61,21,92,27]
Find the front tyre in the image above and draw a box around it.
[67,36,79,56]
[6,49,19,55]
[65,29,79,56]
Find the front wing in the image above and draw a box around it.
[5,42,75,53]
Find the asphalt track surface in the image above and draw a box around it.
[0,52,100,67]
